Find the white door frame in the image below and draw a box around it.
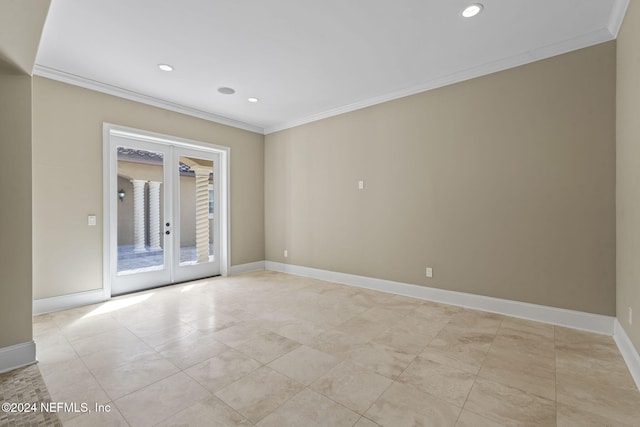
[102,123,230,300]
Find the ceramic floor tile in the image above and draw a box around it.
[44,369,111,423]
[154,396,251,427]
[334,317,389,341]
[556,367,640,425]
[491,325,555,358]
[35,333,78,366]
[392,315,450,339]
[397,357,476,407]
[80,339,157,373]
[267,319,329,346]
[365,382,460,427]
[32,314,61,338]
[59,314,123,342]
[214,366,304,424]
[371,327,433,355]
[410,302,460,325]
[556,403,633,427]
[256,389,360,427]
[68,327,145,357]
[447,311,504,334]
[184,349,262,393]
[92,352,179,400]
[48,304,107,328]
[39,357,97,393]
[268,345,340,385]
[114,372,211,427]
[62,401,129,427]
[420,327,495,374]
[353,417,382,427]
[554,327,621,361]
[464,378,556,426]
[210,322,269,347]
[29,271,640,427]
[347,342,416,379]
[233,331,300,364]
[478,347,556,400]
[155,331,230,369]
[499,317,554,339]
[185,312,239,333]
[358,306,407,326]
[555,349,637,392]
[310,329,370,359]
[126,318,196,348]
[455,410,504,427]
[311,360,392,415]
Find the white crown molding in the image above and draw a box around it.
[32,64,264,135]
[33,289,105,315]
[607,0,630,37]
[264,28,614,134]
[264,261,615,335]
[230,261,266,276]
[0,341,36,374]
[614,319,640,391]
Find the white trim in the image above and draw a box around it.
[607,0,629,37]
[34,29,622,138]
[33,290,105,315]
[264,261,614,335]
[614,319,640,390]
[0,341,36,374]
[230,261,266,275]
[33,65,264,134]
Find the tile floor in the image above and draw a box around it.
[33,270,640,426]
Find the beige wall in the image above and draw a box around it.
[33,77,264,299]
[617,1,640,353]
[0,74,33,347]
[266,41,616,315]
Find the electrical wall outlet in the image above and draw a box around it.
[629,307,633,325]
[284,249,288,258]
[358,180,364,190]
[426,267,433,278]
[88,215,97,226]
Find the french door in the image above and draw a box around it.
[104,125,227,296]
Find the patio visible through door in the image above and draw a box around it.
[104,125,228,296]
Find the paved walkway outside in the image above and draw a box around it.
[117,244,214,272]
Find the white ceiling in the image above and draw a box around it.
[34,0,627,134]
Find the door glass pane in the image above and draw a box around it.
[117,147,165,274]
[178,156,214,265]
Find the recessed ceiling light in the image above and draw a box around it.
[248,97,259,103]
[218,87,236,95]
[158,64,173,71]
[462,3,483,18]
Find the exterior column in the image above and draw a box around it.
[192,166,211,263]
[148,181,162,251]
[131,179,147,253]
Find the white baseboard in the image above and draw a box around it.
[0,341,36,374]
[33,289,105,316]
[265,261,615,335]
[614,319,640,390]
[230,261,266,276]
